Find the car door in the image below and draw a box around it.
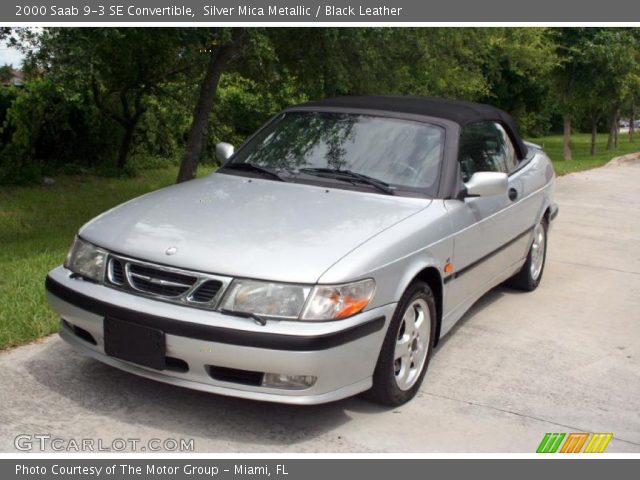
[442,121,532,329]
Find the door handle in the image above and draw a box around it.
[508,188,518,201]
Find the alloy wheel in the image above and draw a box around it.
[393,298,431,391]
[530,222,546,281]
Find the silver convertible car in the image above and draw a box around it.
[46,96,558,406]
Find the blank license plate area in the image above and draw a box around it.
[104,317,166,370]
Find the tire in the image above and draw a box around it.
[364,281,437,407]
[507,217,548,291]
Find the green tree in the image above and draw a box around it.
[551,28,596,160]
[622,73,640,142]
[598,29,640,150]
[176,27,563,181]
[177,27,409,183]
[0,64,13,84]
[479,28,557,135]
[177,28,247,183]
[31,28,203,169]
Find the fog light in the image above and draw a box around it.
[262,373,317,390]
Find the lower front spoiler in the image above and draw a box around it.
[58,321,373,405]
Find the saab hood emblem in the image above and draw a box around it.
[165,246,178,256]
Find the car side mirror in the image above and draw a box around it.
[216,142,235,163]
[464,172,508,197]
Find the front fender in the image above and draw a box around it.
[318,201,453,310]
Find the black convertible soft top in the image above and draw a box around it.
[301,95,528,159]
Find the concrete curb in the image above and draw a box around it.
[606,150,640,166]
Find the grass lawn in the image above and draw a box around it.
[0,166,214,350]
[528,132,640,176]
[0,133,638,350]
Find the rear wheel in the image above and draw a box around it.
[365,281,436,406]
[507,218,548,291]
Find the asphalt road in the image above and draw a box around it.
[1,158,639,453]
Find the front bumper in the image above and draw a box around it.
[45,266,394,405]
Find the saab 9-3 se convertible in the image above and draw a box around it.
[46,96,558,406]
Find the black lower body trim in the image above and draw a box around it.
[443,226,534,284]
[549,204,559,221]
[46,276,385,351]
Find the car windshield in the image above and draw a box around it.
[224,111,444,194]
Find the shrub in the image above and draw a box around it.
[0,144,40,185]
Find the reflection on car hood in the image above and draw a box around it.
[80,173,432,283]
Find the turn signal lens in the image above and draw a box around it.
[336,299,370,318]
[301,279,376,321]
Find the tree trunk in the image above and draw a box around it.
[614,111,619,148]
[630,104,636,142]
[116,121,137,170]
[606,109,618,151]
[590,116,598,155]
[563,113,572,161]
[177,30,241,184]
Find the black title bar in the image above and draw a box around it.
[5,0,640,22]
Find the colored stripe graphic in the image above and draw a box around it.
[583,433,613,453]
[537,432,614,453]
[560,433,590,453]
[536,433,565,453]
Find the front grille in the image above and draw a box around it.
[105,255,231,309]
[128,263,197,297]
[109,258,125,285]
[189,280,223,303]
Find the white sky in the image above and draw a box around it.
[0,41,24,68]
[0,28,41,68]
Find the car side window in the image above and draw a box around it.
[495,123,518,173]
[458,121,518,182]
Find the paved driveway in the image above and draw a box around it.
[1,159,639,453]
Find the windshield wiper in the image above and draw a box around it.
[221,162,286,182]
[219,308,268,326]
[299,167,395,195]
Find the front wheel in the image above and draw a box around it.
[507,218,548,291]
[365,281,436,406]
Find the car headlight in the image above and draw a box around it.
[219,278,376,321]
[301,279,376,321]
[64,236,108,282]
[220,279,312,319]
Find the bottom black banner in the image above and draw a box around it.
[2,459,638,480]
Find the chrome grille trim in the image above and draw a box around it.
[126,263,195,297]
[187,280,224,304]
[105,254,232,310]
[107,258,125,286]
[128,270,192,289]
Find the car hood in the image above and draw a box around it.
[80,173,431,283]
